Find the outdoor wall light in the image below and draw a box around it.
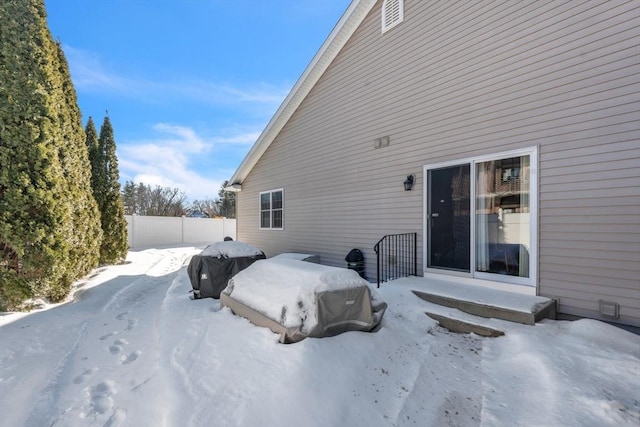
[403,174,414,191]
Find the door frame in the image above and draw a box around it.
[422,147,538,290]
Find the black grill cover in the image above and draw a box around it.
[188,253,266,299]
[345,249,364,262]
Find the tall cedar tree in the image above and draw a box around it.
[85,117,105,207]
[96,117,128,264]
[54,42,102,286]
[217,181,236,218]
[0,0,102,310]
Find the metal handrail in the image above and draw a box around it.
[374,232,417,288]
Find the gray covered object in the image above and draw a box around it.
[220,257,387,343]
[187,241,266,299]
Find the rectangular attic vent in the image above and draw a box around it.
[382,0,404,33]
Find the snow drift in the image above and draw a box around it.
[1,246,639,427]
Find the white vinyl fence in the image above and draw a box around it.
[124,215,236,249]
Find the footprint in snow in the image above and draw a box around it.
[124,318,137,332]
[99,332,116,341]
[115,311,137,332]
[109,338,128,355]
[120,350,141,365]
[84,381,116,416]
[73,367,98,384]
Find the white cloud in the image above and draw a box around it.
[210,131,261,145]
[150,123,210,152]
[118,124,254,201]
[159,80,290,112]
[63,45,290,109]
[60,44,273,200]
[63,46,129,92]
[218,84,291,104]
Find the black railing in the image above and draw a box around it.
[374,232,417,288]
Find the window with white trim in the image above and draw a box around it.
[382,0,404,33]
[259,189,283,230]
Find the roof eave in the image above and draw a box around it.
[224,183,242,192]
[228,0,377,186]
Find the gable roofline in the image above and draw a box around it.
[228,0,377,187]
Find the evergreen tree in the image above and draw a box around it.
[53,41,102,289]
[96,116,128,264]
[217,181,236,218]
[0,0,101,310]
[85,117,105,208]
[122,181,137,215]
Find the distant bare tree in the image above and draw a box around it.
[148,185,186,216]
[188,199,219,217]
[185,182,235,218]
[121,181,186,216]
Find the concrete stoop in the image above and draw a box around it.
[425,311,505,337]
[412,283,557,336]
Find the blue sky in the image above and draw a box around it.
[45,0,351,201]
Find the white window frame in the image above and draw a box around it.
[259,189,284,230]
[422,147,538,289]
[381,0,404,33]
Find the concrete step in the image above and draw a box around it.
[412,282,557,326]
[425,311,505,337]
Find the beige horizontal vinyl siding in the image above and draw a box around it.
[237,0,640,324]
[539,134,640,326]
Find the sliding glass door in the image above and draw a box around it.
[425,149,536,286]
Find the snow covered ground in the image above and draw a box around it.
[1,246,638,427]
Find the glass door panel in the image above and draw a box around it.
[427,165,471,272]
[475,155,530,277]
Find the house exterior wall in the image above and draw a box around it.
[235,0,640,326]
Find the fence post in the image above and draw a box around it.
[132,215,137,248]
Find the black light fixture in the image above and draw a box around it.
[403,174,414,191]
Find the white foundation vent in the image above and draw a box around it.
[598,300,620,319]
